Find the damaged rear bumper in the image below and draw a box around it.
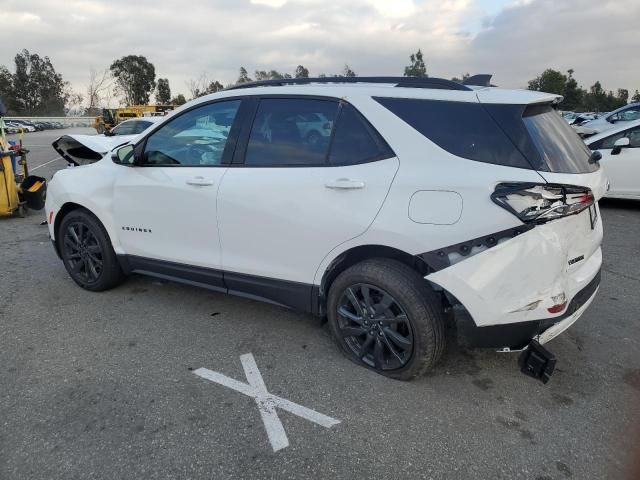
[424,207,603,350]
[452,269,600,349]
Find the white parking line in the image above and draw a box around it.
[31,156,62,171]
[194,353,340,452]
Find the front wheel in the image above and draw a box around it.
[327,259,445,380]
[58,209,125,291]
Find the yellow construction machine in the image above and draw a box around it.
[92,105,175,134]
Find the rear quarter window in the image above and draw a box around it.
[374,97,531,169]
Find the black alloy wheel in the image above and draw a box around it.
[337,283,414,371]
[58,209,125,291]
[62,221,104,284]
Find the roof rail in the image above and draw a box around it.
[225,76,472,91]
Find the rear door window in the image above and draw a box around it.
[329,104,394,165]
[245,98,339,166]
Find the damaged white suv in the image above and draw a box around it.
[46,76,606,381]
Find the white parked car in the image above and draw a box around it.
[586,119,640,200]
[582,102,640,133]
[105,117,161,137]
[45,76,606,381]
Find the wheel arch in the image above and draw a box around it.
[315,244,438,315]
[53,203,114,253]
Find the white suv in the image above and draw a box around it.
[46,76,607,381]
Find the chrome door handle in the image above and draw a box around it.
[186,177,215,186]
[325,178,365,189]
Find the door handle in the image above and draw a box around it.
[186,176,215,186]
[325,178,365,189]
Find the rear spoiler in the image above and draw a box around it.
[463,74,493,88]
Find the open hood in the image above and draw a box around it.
[52,134,135,166]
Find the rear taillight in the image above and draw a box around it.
[491,183,594,223]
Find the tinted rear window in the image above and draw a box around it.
[522,105,596,173]
[374,97,531,169]
[375,97,598,173]
[329,104,394,165]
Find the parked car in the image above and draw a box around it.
[105,117,161,137]
[2,122,19,134]
[586,119,640,200]
[46,76,606,381]
[582,102,640,133]
[6,120,35,132]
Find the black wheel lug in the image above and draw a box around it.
[378,331,383,336]
[364,320,368,325]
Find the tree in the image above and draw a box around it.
[404,49,427,77]
[11,49,67,115]
[110,55,156,106]
[295,65,309,78]
[237,67,252,84]
[205,80,224,94]
[632,90,640,103]
[527,69,567,95]
[64,86,84,116]
[255,70,290,80]
[156,78,171,104]
[0,65,13,111]
[86,67,111,115]
[562,69,583,111]
[342,65,357,77]
[170,94,187,106]
[616,88,629,105]
[451,73,470,83]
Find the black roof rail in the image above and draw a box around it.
[225,76,472,91]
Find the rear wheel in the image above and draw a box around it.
[58,209,125,291]
[327,259,445,380]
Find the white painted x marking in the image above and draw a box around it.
[194,353,340,452]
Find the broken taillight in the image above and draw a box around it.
[491,183,594,224]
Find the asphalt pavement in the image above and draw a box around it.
[1,128,639,479]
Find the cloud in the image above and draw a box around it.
[0,0,636,105]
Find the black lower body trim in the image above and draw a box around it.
[456,268,601,349]
[117,255,314,313]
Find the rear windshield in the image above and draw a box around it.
[521,104,596,173]
[374,97,598,173]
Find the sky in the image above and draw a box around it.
[0,0,638,104]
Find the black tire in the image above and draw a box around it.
[57,209,125,291]
[327,258,445,380]
[96,124,105,134]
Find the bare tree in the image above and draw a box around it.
[186,73,209,99]
[86,67,111,114]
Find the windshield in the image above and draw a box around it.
[522,105,597,173]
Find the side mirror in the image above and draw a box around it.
[611,137,630,155]
[112,144,136,165]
